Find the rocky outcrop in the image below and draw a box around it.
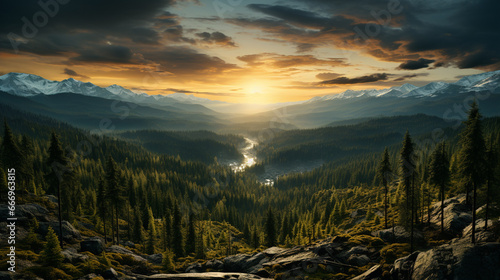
[38,221,81,242]
[0,203,52,223]
[106,245,147,263]
[62,247,89,263]
[372,226,424,244]
[390,242,500,280]
[429,194,472,235]
[141,272,270,280]
[80,236,105,255]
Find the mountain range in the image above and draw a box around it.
[1,71,500,131]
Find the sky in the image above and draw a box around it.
[0,0,499,103]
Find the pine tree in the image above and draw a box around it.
[377,148,392,229]
[485,139,498,230]
[45,132,67,248]
[399,131,416,252]
[172,203,184,258]
[145,207,156,254]
[40,227,63,268]
[97,179,108,243]
[186,214,196,255]
[1,122,23,188]
[265,208,276,247]
[428,142,450,233]
[105,156,123,245]
[133,206,144,243]
[457,101,487,244]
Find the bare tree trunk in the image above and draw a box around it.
[384,185,388,229]
[472,182,477,244]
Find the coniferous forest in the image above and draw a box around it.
[1,98,499,279]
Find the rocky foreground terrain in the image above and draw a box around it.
[1,194,499,280]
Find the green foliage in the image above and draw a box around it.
[25,266,72,280]
[162,249,176,273]
[380,243,410,263]
[39,227,63,268]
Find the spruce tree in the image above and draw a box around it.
[97,179,108,243]
[265,208,276,247]
[45,132,67,248]
[186,214,197,255]
[485,140,498,230]
[105,156,123,245]
[40,227,63,268]
[399,131,416,252]
[428,142,450,233]
[457,101,486,244]
[377,148,392,229]
[172,203,184,257]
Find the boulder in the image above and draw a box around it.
[261,247,286,257]
[0,203,51,223]
[141,272,270,280]
[146,253,163,265]
[391,251,420,280]
[204,259,223,270]
[243,252,269,274]
[411,243,500,280]
[106,245,147,263]
[460,219,497,243]
[347,254,370,267]
[78,274,99,280]
[223,254,252,272]
[186,263,203,273]
[80,237,105,255]
[372,226,424,243]
[62,247,89,263]
[351,264,382,280]
[263,251,321,268]
[102,267,119,279]
[39,221,81,241]
[429,194,472,235]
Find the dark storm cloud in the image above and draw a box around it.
[320,73,389,85]
[236,0,500,70]
[394,73,428,82]
[71,45,134,64]
[143,47,238,75]
[63,68,89,79]
[397,58,435,70]
[196,32,237,47]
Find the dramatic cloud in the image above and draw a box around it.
[316,72,343,81]
[238,53,348,68]
[320,73,389,85]
[63,68,89,79]
[235,0,500,70]
[394,73,429,82]
[196,32,237,47]
[397,58,435,70]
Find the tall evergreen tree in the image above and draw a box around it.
[265,208,276,247]
[172,203,184,258]
[399,131,416,252]
[105,156,123,245]
[485,139,498,230]
[377,148,392,229]
[457,101,487,244]
[97,179,108,243]
[45,132,67,247]
[186,213,197,255]
[428,142,450,233]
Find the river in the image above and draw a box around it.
[230,137,258,172]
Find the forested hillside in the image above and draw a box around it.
[0,102,499,279]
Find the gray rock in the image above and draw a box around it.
[81,237,105,255]
[45,195,58,204]
[263,251,321,268]
[243,253,269,274]
[0,203,51,223]
[38,221,81,241]
[223,254,252,272]
[351,264,382,280]
[146,253,163,265]
[347,254,370,267]
[141,272,270,280]
[411,243,500,280]
[78,274,99,280]
[372,226,424,243]
[261,247,286,257]
[204,259,223,270]
[106,245,147,263]
[461,219,497,243]
[102,267,119,279]
[429,194,472,235]
[122,240,136,248]
[391,251,420,280]
[186,263,203,273]
[62,247,89,263]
